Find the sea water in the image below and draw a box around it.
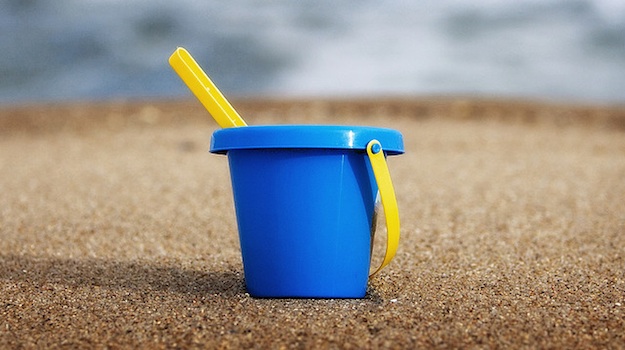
[1,0,624,104]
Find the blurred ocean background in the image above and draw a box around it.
[1,0,624,104]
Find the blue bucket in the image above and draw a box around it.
[210,125,404,298]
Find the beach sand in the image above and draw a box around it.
[1,97,624,348]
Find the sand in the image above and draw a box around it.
[1,97,624,348]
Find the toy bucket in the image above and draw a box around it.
[210,125,404,298]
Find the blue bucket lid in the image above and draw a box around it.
[210,125,404,155]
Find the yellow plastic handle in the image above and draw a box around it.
[169,47,247,128]
[366,140,400,277]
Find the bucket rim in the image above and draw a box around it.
[210,125,404,155]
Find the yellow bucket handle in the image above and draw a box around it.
[366,140,400,277]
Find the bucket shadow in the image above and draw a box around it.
[1,255,391,302]
[0,254,246,297]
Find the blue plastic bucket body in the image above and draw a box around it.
[210,126,404,298]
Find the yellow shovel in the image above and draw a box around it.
[169,47,247,128]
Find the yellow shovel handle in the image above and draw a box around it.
[169,47,247,128]
[366,140,400,277]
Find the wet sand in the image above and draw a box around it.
[1,97,624,348]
